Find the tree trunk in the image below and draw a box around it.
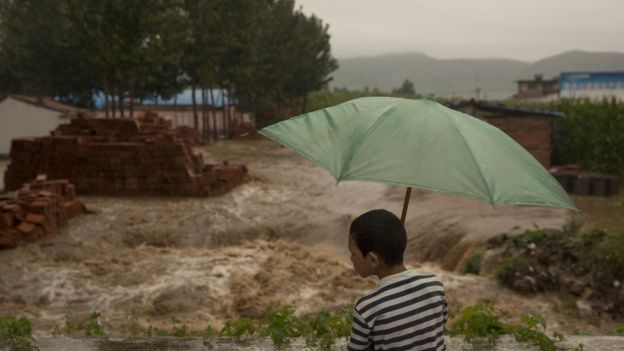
[118,82,125,118]
[201,86,207,143]
[220,88,226,140]
[103,76,110,118]
[209,86,217,142]
[191,82,198,132]
[111,84,117,118]
[129,79,135,119]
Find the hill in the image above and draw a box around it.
[331,50,624,99]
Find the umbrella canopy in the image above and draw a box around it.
[259,96,577,217]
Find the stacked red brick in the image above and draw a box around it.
[4,111,247,196]
[0,178,86,249]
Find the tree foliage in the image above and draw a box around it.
[392,79,416,96]
[0,0,338,119]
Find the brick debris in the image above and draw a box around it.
[0,177,87,249]
[4,111,247,196]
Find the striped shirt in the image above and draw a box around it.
[347,269,448,351]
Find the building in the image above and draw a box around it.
[452,100,563,168]
[560,71,624,101]
[514,74,559,99]
[0,95,84,157]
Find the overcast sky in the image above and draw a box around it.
[295,0,624,62]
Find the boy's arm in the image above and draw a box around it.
[347,308,372,351]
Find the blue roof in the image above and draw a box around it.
[92,88,233,110]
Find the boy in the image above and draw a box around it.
[347,209,448,351]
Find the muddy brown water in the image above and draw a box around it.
[0,139,616,336]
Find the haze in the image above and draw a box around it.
[296,0,624,61]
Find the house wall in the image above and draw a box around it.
[485,115,552,167]
[0,97,65,156]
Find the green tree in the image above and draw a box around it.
[392,79,416,96]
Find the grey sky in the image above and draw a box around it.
[295,0,624,62]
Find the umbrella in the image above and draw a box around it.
[259,96,577,223]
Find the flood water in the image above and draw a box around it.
[1,139,615,336]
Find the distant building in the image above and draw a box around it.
[514,74,559,99]
[0,95,84,157]
[453,100,563,168]
[559,71,624,100]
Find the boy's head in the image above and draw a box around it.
[348,209,407,277]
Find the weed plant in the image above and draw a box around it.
[0,316,36,350]
[448,303,583,351]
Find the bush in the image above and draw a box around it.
[496,256,527,288]
[460,250,484,275]
[610,323,624,336]
[0,316,35,350]
[448,303,507,344]
[449,304,581,351]
[594,230,624,280]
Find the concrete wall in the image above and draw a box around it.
[485,116,552,168]
[0,97,65,156]
[2,336,623,351]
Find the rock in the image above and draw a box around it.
[576,299,593,319]
[568,282,585,296]
[514,275,537,292]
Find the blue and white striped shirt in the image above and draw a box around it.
[347,270,448,351]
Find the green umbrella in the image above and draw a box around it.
[259,96,577,223]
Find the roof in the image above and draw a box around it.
[7,95,86,114]
[451,100,564,117]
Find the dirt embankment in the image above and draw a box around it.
[2,139,606,337]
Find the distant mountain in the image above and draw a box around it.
[330,50,624,99]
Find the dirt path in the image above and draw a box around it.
[1,139,611,337]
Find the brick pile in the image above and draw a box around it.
[4,111,247,196]
[0,177,87,249]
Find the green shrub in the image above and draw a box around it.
[460,250,484,275]
[448,303,507,344]
[259,306,305,346]
[496,256,527,288]
[303,309,352,350]
[609,323,624,336]
[0,316,35,350]
[595,230,624,280]
[84,312,106,339]
[511,313,564,351]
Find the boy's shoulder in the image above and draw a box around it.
[355,269,444,311]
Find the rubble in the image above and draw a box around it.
[4,111,247,196]
[0,178,87,249]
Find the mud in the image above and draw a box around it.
[1,139,611,337]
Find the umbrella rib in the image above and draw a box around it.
[338,101,405,180]
[443,107,496,205]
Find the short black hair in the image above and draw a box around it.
[349,209,406,266]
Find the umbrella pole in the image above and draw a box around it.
[400,187,412,224]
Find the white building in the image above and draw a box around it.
[0,95,84,157]
[560,72,624,101]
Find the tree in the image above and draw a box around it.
[0,0,80,98]
[392,79,416,96]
